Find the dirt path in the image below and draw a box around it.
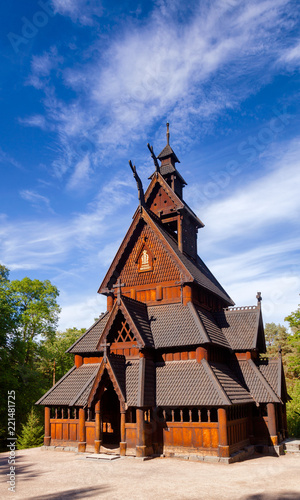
[1,448,300,500]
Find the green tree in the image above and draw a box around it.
[285,306,300,380]
[38,327,85,385]
[0,266,61,449]
[17,408,44,450]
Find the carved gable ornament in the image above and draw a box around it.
[136,239,154,273]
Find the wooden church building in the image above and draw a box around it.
[37,125,288,462]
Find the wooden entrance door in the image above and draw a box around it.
[101,382,121,445]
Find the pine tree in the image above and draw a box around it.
[17,408,44,449]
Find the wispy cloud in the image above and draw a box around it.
[21,1,300,190]
[67,155,91,190]
[20,190,55,214]
[280,40,300,64]
[0,147,22,169]
[51,0,103,26]
[58,293,107,331]
[193,139,300,249]
[1,175,134,272]
[26,47,63,89]
[19,114,48,130]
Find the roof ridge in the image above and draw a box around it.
[247,359,281,403]
[201,358,231,405]
[187,302,210,344]
[70,364,100,407]
[223,305,258,312]
[66,312,109,353]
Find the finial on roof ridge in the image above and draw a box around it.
[166,122,170,145]
[256,292,262,305]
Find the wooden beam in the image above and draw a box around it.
[44,407,51,446]
[94,401,101,454]
[120,411,126,456]
[218,408,230,458]
[267,403,278,445]
[78,408,86,453]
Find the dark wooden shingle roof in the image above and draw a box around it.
[214,306,262,350]
[233,359,281,403]
[67,312,109,354]
[36,363,100,406]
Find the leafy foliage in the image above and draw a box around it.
[265,303,300,437]
[0,266,61,449]
[38,327,86,385]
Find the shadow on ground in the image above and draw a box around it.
[0,454,39,482]
[245,493,300,500]
[29,486,111,499]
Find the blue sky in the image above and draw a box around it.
[1,0,300,331]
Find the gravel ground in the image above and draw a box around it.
[1,447,300,500]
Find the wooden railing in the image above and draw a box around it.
[163,421,219,455]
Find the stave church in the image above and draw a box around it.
[37,125,288,462]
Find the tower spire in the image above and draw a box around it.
[166,122,170,145]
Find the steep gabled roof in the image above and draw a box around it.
[36,364,100,406]
[87,355,126,406]
[209,362,253,404]
[99,207,234,306]
[258,357,289,402]
[144,172,203,227]
[96,296,154,350]
[232,359,281,403]
[156,358,252,406]
[148,302,209,349]
[214,305,265,351]
[156,359,229,406]
[196,307,230,349]
[67,312,109,354]
[157,144,180,163]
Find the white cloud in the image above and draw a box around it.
[0,174,134,272]
[26,47,63,89]
[58,293,107,331]
[19,114,48,130]
[51,0,103,25]
[67,155,91,190]
[20,190,55,213]
[21,0,300,191]
[0,147,22,169]
[194,139,300,248]
[281,40,300,64]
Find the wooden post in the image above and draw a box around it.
[107,294,114,312]
[136,408,146,457]
[120,410,127,456]
[282,403,288,438]
[94,401,101,454]
[78,408,86,453]
[183,285,192,305]
[267,403,278,445]
[44,407,51,446]
[75,355,83,368]
[218,408,230,458]
[178,215,183,253]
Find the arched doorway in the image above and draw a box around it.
[101,381,121,445]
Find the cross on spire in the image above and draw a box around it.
[99,342,110,363]
[113,278,125,305]
[166,122,170,145]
